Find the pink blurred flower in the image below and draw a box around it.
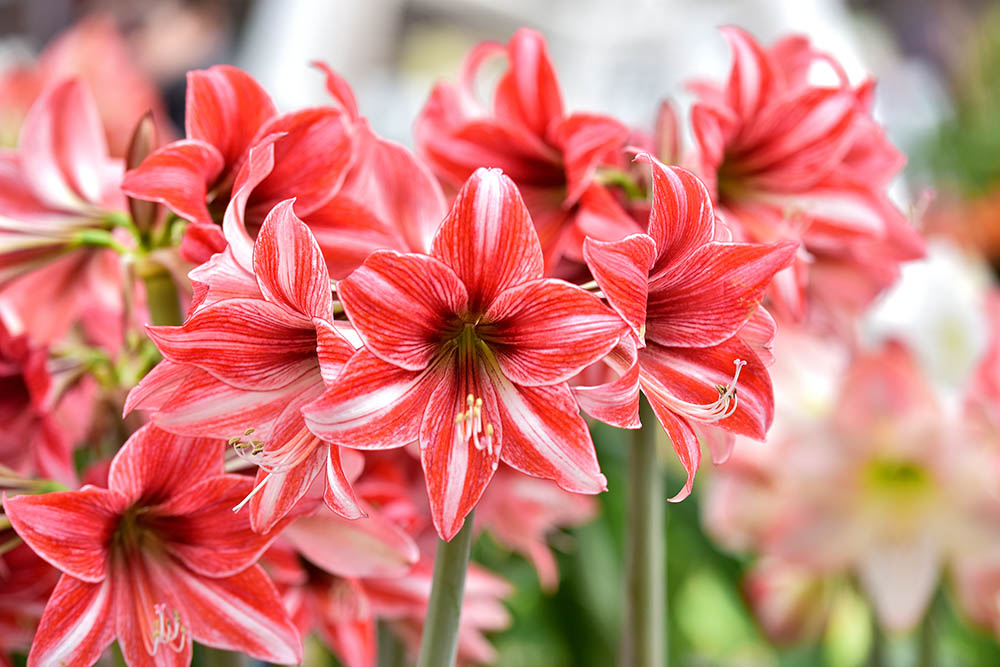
[0,317,94,486]
[706,340,1000,632]
[0,15,170,156]
[475,466,596,590]
[742,557,833,646]
[0,79,128,345]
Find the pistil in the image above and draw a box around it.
[455,394,496,456]
[652,359,746,424]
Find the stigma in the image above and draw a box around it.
[455,393,496,456]
[657,359,746,424]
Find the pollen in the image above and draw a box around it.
[455,393,496,456]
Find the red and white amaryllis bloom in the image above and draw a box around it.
[2,424,302,666]
[121,64,356,263]
[415,28,639,270]
[126,200,361,532]
[304,168,626,540]
[0,15,170,156]
[0,78,127,344]
[690,27,924,322]
[579,154,796,499]
[266,476,420,667]
[123,63,446,274]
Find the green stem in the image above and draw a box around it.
[869,614,885,667]
[623,398,665,667]
[378,620,407,667]
[141,265,183,326]
[200,646,247,667]
[917,605,934,667]
[416,510,476,667]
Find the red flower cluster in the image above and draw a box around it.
[0,18,921,666]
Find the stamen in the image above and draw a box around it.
[150,603,187,655]
[455,393,496,456]
[652,359,746,424]
[227,424,316,476]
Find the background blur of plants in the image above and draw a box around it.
[3,1,1000,665]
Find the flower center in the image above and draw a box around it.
[863,458,933,500]
[455,393,496,456]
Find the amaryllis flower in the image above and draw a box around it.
[689,27,924,322]
[741,557,834,646]
[126,199,361,532]
[124,63,445,274]
[0,78,128,344]
[304,168,626,539]
[578,154,796,498]
[299,63,447,279]
[2,424,302,666]
[0,14,170,156]
[122,64,355,263]
[415,28,639,269]
[705,340,1000,633]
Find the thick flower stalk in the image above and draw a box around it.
[2,424,302,666]
[304,167,626,540]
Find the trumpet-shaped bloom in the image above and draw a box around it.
[126,200,361,532]
[689,27,923,322]
[0,79,127,344]
[0,318,93,485]
[304,168,625,539]
[415,28,638,269]
[579,155,796,499]
[264,463,420,667]
[2,424,302,666]
[123,64,446,274]
[704,339,1000,633]
[0,15,170,156]
[121,65,355,263]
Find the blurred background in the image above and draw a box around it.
[2,0,1000,665]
